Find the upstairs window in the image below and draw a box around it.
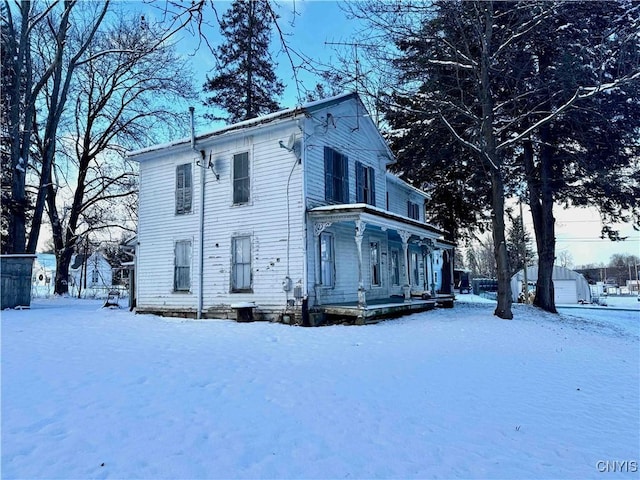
[408,201,420,220]
[174,240,192,292]
[356,161,376,206]
[324,147,349,203]
[175,163,192,214]
[233,152,250,204]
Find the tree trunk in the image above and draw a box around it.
[479,3,512,319]
[533,126,557,312]
[5,1,35,254]
[47,147,90,294]
[54,247,74,295]
[490,169,513,319]
[46,177,74,295]
[523,135,557,313]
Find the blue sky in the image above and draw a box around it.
[168,0,359,121]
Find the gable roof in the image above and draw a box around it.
[127,92,387,160]
[386,172,429,198]
[71,254,87,270]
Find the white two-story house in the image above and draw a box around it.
[129,93,455,325]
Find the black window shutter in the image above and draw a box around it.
[369,167,376,206]
[183,163,192,212]
[355,161,364,203]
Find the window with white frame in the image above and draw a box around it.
[390,249,400,286]
[370,242,381,286]
[356,161,375,206]
[174,240,192,291]
[319,232,334,287]
[175,163,192,214]
[231,236,252,292]
[233,152,250,204]
[324,147,349,203]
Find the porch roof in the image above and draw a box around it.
[308,203,453,244]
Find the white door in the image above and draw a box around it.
[554,279,577,304]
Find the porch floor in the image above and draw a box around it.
[312,294,455,325]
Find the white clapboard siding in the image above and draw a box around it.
[138,149,202,310]
[302,99,396,304]
[137,119,304,314]
[303,99,390,209]
[386,174,428,222]
[199,123,304,310]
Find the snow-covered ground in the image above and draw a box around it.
[2,296,638,479]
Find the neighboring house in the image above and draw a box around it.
[70,252,113,289]
[511,265,591,304]
[129,92,455,325]
[32,253,57,287]
[121,235,138,309]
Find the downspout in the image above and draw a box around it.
[299,120,308,308]
[190,106,206,320]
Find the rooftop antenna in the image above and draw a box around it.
[324,41,377,132]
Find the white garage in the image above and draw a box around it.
[511,265,591,304]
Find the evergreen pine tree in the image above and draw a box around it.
[203,0,284,124]
[374,0,638,315]
[507,213,534,277]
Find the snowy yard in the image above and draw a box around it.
[2,296,638,479]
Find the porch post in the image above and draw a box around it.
[448,248,455,294]
[430,252,436,296]
[313,222,332,306]
[424,239,435,296]
[355,219,367,308]
[399,230,411,301]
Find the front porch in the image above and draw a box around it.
[310,294,455,325]
[308,203,456,324]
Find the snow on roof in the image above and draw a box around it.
[309,203,445,237]
[128,92,359,158]
[386,172,429,198]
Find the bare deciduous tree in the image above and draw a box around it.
[43,11,195,294]
[2,0,109,254]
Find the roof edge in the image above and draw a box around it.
[128,92,359,159]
